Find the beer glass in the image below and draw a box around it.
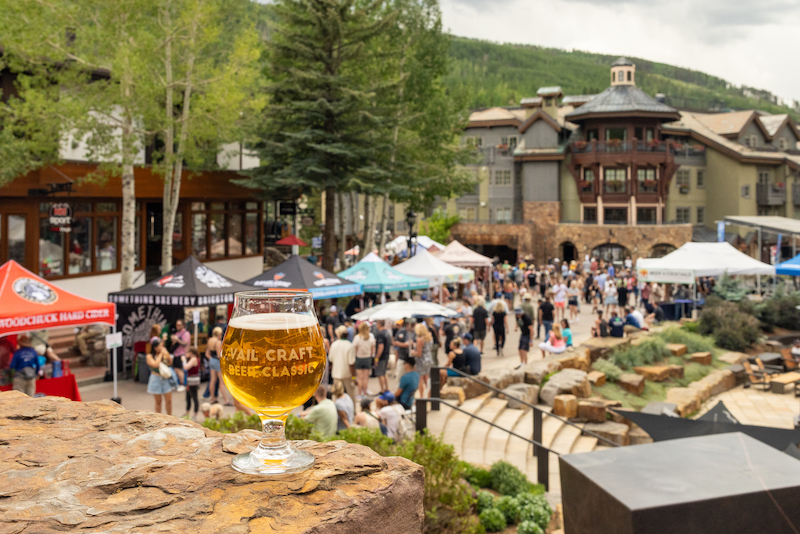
[221,291,326,474]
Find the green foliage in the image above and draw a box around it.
[681,321,700,334]
[495,495,521,525]
[517,492,549,508]
[479,508,507,533]
[699,299,760,351]
[757,294,800,332]
[611,337,671,369]
[476,490,495,513]
[202,413,320,441]
[334,427,395,456]
[592,358,624,381]
[422,209,461,245]
[517,520,545,534]
[444,37,800,119]
[656,328,715,354]
[463,462,493,488]
[490,461,533,496]
[712,274,749,302]
[520,501,552,529]
[540,371,557,387]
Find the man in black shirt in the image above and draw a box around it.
[374,320,392,393]
[514,307,533,370]
[325,305,341,341]
[442,317,460,353]
[471,300,489,352]
[393,319,416,382]
[539,298,555,339]
[344,296,365,318]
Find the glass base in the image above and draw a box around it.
[231,443,315,475]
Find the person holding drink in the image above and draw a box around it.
[221,291,327,474]
[352,322,376,400]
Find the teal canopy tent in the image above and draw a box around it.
[338,252,429,293]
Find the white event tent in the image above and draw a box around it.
[637,242,775,283]
[387,235,445,254]
[393,249,475,287]
[434,240,493,268]
[351,301,458,322]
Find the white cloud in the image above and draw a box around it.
[440,0,800,103]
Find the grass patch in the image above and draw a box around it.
[656,327,716,354]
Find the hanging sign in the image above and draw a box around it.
[279,202,297,216]
[49,203,73,233]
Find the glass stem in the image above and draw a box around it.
[259,416,288,450]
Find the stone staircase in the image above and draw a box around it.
[426,393,611,497]
[38,327,108,386]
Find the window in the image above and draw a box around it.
[675,207,690,223]
[747,135,758,148]
[6,215,25,265]
[499,136,517,156]
[646,129,654,141]
[779,138,788,150]
[604,207,628,225]
[696,169,705,189]
[465,136,483,149]
[605,128,626,141]
[742,185,751,198]
[581,169,595,193]
[96,215,117,271]
[191,202,262,260]
[40,218,64,277]
[637,168,657,193]
[495,208,512,223]
[587,129,599,141]
[192,213,207,258]
[583,207,597,223]
[458,207,476,221]
[676,169,690,193]
[544,98,552,106]
[603,168,626,193]
[618,71,625,82]
[635,127,643,140]
[627,70,632,82]
[637,207,657,225]
[758,170,772,184]
[697,207,705,225]
[494,170,512,186]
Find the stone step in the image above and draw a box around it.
[541,414,565,449]
[484,408,527,466]
[442,393,493,457]
[548,424,583,456]
[426,404,454,437]
[462,398,509,465]
[570,435,599,454]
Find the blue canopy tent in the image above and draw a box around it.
[776,254,800,276]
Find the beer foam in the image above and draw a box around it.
[228,313,318,331]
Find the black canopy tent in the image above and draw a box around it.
[244,255,362,300]
[108,256,254,368]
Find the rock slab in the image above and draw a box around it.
[666,343,687,357]
[540,369,591,406]
[499,383,539,410]
[690,352,713,365]
[587,371,606,387]
[633,365,671,382]
[618,373,645,395]
[583,421,630,446]
[577,400,606,423]
[0,391,424,534]
[553,394,578,419]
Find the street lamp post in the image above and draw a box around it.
[406,209,417,258]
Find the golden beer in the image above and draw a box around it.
[221,313,325,417]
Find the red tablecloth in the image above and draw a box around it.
[0,374,82,401]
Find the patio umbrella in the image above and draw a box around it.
[351,300,458,322]
[244,255,362,300]
[275,235,308,256]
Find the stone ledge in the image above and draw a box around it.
[0,391,424,534]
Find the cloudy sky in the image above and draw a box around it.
[440,0,800,103]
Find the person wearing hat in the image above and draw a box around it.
[514,307,533,369]
[326,305,342,341]
[10,334,40,397]
[376,392,401,440]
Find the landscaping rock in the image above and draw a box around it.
[666,387,701,417]
[628,426,654,445]
[440,385,465,405]
[633,365,671,382]
[540,369,591,406]
[553,394,578,418]
[557,349,591,372]
[667,364,684,379]
[521,360,561,385]
[477,368,525,391]
[446,377,487,399]
[583,421,630,446]
[690,352,713,365]
[587,371,606,386]
[719,351,747,365]
[618,373,645,395]
[581,337,631,362]
[666,343,687,357]
[499,383,539,409]
[577,400,606,423]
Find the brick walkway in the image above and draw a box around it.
[697,386,798,429]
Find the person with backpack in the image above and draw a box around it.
[10,334,40,397]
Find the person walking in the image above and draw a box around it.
[539,295,555,339]
[489,292,508,356]
[330,325,357,404]
[604,276,618,318]
[567,279,580,322]
[373,320,392,393]
[146,337,173,415]
[353,322,376,400]
[10,334,40,397]
[514,307,533,369]
[553,278,568,322]
[183,347,201,419]
[413,323,434,399]
[205,327,231,406]
[170,319,190,393]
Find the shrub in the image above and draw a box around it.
[495,495,521,524]
[202,410,262,433]
[713,274,748,302]
[517,520,545,534]
[479,508,507,532]
[698,300,759,352]
[519,493,552,528]
[611,337,671,369]
[463,462,493,488]
[656,327,715,354]
[490,461,533,496]
[286,414,319,440]
[517,492,549,509]
[334,427,395,456]
[681,321,700,334]
[476,490,495,513]
[757,294,800,331]
[592,358,623,382]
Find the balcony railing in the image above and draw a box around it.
[603,180,628,195]
[793,184,800,207]
[572,139,671,154]
[756,183,786,206]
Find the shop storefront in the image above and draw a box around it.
[0,161,266,300]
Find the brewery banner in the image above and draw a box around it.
[116,303,183,365]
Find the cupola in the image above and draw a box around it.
[610,57,635,86]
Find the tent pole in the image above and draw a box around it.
[757,227,762,296]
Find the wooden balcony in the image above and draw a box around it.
[757,183,786,206]
[571,140,674,166]
[578,180,663,204]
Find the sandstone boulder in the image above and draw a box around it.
[583,421,630,446]
[587,371,606,386]
[628,426,653,445]
[577,400,606,423]
[0,391,424,533]
[690,352,713,365]
[581,337,631,362]
[719,351,747,365]
[521,360,561,385]
[440,385,465,405]
[666,387,701,417]
[553,394,578,418]
[618,373,645,395]
[476,367,525,391]
[667,364,684,379]
[446,377,487,399]
[540,369,591,406]
[633,365,671,382]
[666,343,687,357]
[499,383,539,409]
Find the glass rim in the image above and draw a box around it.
[234,290,312,300]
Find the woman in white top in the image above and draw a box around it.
[352,322,376,399]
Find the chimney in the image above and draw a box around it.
[520,97,542,119]
[655,93,666,104]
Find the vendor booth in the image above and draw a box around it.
[108,256,253,375]
[776,254,800,276]
[386,235,445,257]
[393,249,474,287]
[434,240,493,268]
[338,252,428,296]
[0,260,116,400]
[245,255,363,299]
[351,301,458,322]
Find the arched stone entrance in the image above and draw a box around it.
[591,243,630,264]
[649,243,677,258]
[560,241,577,263]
